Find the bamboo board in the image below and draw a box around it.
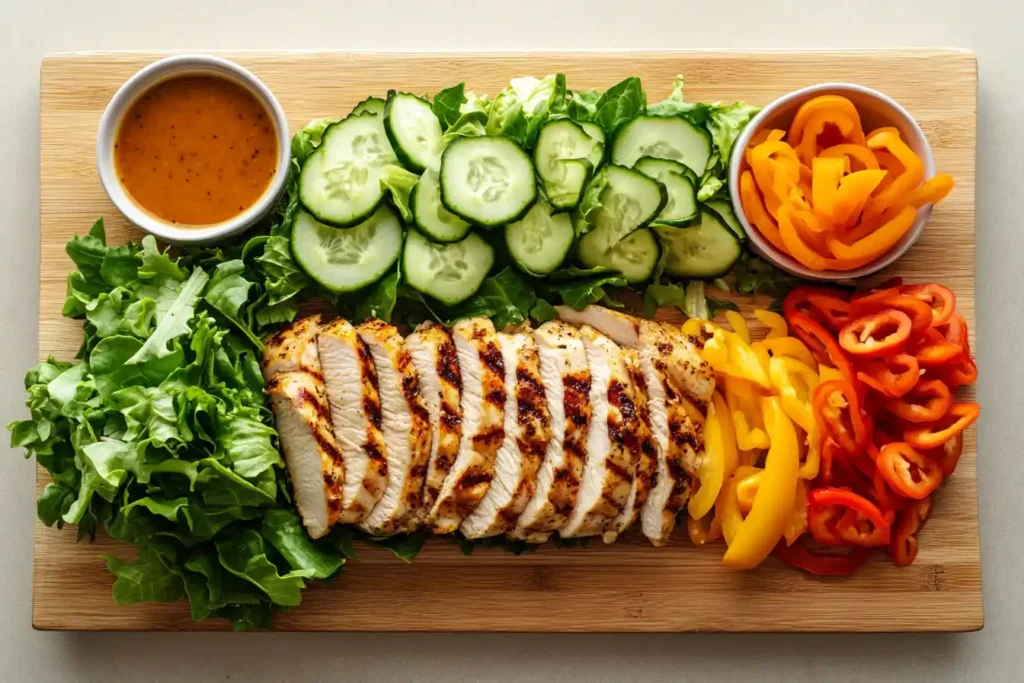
[36,50,979,632]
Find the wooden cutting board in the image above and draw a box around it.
[35,50,979,632]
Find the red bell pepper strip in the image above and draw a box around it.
[774,538,870,576]
[783,286,852,331]
[903,402,981,450]
[876,442,943,499]
[928,432,965,478]
[787,313,856,385]
[888,497,933,567]
[812,378,872,456]
[902,283,956,328]
[856,353,920,398]
[911,328,963,367]
[839,310,913,357]
[884,379,953,423]
[809,487,891,547]
[852,293,933,340]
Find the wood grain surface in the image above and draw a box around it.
[35,50,979,632]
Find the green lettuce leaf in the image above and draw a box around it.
[291,117,341,165]
[261,509,346,579]
[104,548,186,605]
[486,74,566,148]
[431,83,466,131]
[216,529,314,607]
[379,165,418,222]
[593,77,646,135]
[708,101,761,165]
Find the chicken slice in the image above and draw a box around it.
[555,305,639,348]
[261,315,324,382]
[560,326,635,538]
[317,318,389,524]
[265,371,345,539]
[430,318,505,533]
[603,348,657,543]
[555,305,714,408]
[638,320,701,546]
[511,321,590,542]
[357,320,431,535]
[406,322,463,513]
[461,331,550,539]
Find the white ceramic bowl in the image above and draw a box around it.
[96,54,291,246]
[728,83,936,281]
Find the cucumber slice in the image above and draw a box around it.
[403,230,495,305]
[298,115,398,227]
[702,198,747,242]
[581,123,606,170]
[578,227,660,284]
[439,136,537,227]
[633,157,698,226]
[384,91,443,173]
[611,115,712,176]
[350,96,385,117]
[505,200,575,275]
[534,120,602,210]
[291,206,403,293]
[411,168,471,243]
[653,209,742,279]
[580,165,667,253]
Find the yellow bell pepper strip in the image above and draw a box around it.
[818,143,880,171]
[826,205,916,262]
[812,157,845,222]
[725,310,750,344]
[784,478,810,545]
[818,364,845,384]
[687,513,723,546]
[724,376,771,450]
[680,397,706,427]
[718,474,744,546]
[740,170,788,253]
[755,337,816,369]
[799,423,822,480]
[722,397,800,570]
[864,130,925,217]
[689,394,730,519]
[703,328,772,389]
[830,169,889,227]
[753,309,788,339]
[788,95,863,147]
[768,356,820,433]
[778,202,876,272]
[737,448,762,468]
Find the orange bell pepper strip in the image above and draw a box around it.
[789,96,862,140]
[812,156,845,221]
[740,170,787,253]
[778,202,875,272]
[795,110,866,165]
[864,131,925,217]
[827,205,916,262]
[831,169,889,227]
[722,397,799,570]
[892,173,955,211]
[871,150,905,196]
[746,128,786,164]
[753,309,788,339]
[819,143,880,171]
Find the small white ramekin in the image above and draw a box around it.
[728,83,936,281]
[96,54,291,246]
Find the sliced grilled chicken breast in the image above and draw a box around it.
[461,331,550,539]
[638,321,701,546]
[603,348,657,543]
[560,326,635,538]
[511,321,590,542]
[317,318,389,524]
[430,318,505,533]
[261,315,324,381]
[406,322,463,514]
[555,305,640,348]
[265,371,345,539]
[357,320,431,535]
[555,305,714,408]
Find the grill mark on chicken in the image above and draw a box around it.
[472,426,504,448]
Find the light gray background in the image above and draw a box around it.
[2,1,1020,680]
